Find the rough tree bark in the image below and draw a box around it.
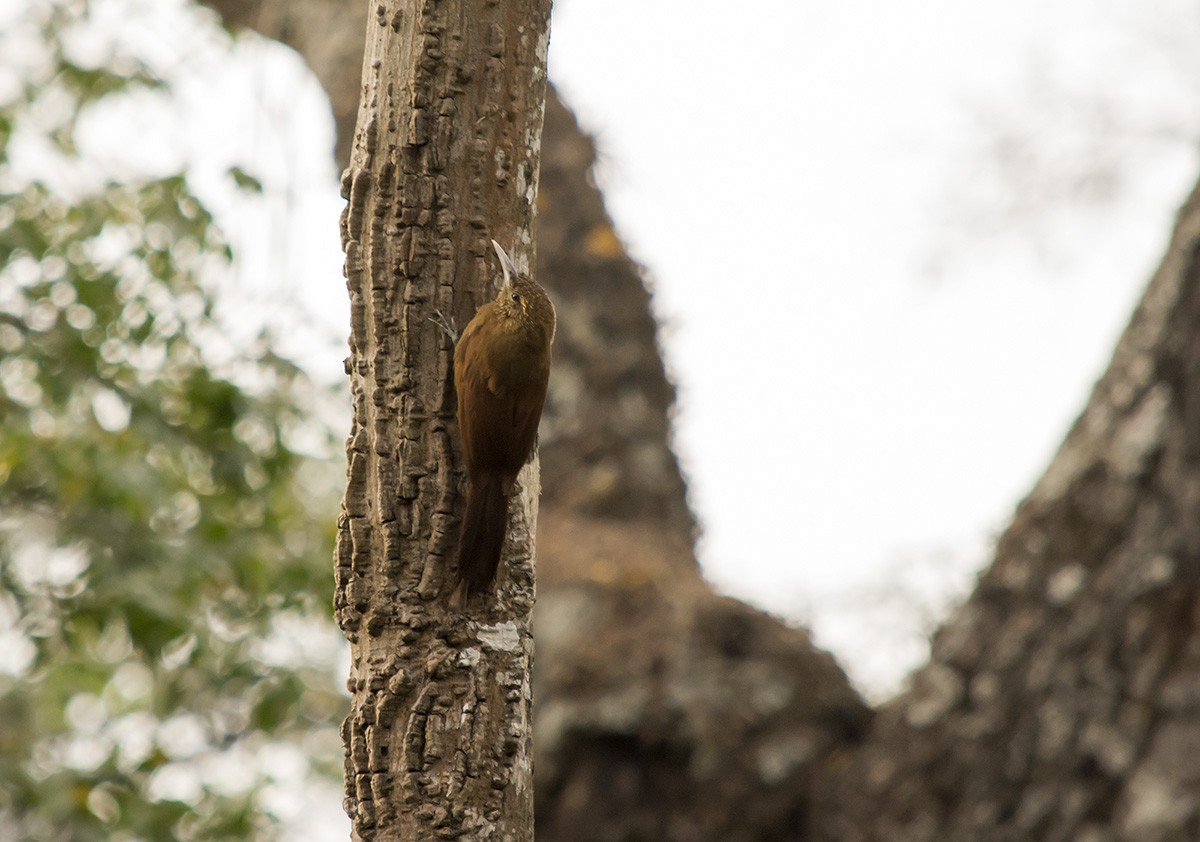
[334,1,552,839]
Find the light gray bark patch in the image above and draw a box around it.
[479,621,521,652]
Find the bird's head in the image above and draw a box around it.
[491,239,555,341]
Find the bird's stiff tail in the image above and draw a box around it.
[454,471,508,603]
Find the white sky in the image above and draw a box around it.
[30,0,1199,696]
[545,0,1199,693]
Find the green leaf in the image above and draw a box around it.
[228,166,265,194]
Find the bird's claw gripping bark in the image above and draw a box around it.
[430,309,459,344]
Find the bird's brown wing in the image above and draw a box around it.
[454,311,550,480]
[462,367,546,479]
[504,369,548,477]
[454,315,488,475]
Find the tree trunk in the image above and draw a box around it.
[334,1,551,839]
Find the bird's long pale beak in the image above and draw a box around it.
[491,239,520,289]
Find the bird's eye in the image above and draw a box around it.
[511,293,521,305]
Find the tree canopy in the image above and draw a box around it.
[0,3,345,838]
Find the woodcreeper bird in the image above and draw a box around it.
[452,240,555,601]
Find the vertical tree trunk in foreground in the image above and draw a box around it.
[334,1,552,839]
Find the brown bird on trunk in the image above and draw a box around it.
[452,240,555,602]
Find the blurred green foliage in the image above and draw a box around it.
[0,2,345,839]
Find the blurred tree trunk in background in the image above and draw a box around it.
[817,182,1200,841]
[199,1,1200,839]
[332,0,550,838]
